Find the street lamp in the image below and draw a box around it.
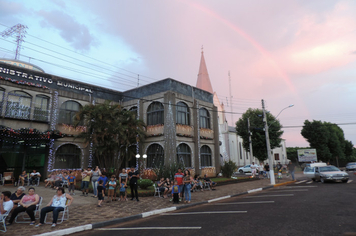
[136,154,147,170]
[262,100,294,185]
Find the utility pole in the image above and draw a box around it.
[262,99,275,185]
[247,118,254,161]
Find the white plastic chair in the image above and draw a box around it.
[17,173,30,187]
[0,212,9,232]
[44,201,69,224]
[15,197,43,223]
[204,181,211,191]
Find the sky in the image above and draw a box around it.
[1,0,356,148]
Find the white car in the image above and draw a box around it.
[238,165,251,173]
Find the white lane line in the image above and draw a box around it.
[269,189,308,192]
[95,227,202,231]
[244,194,294,198]
[283,186,317,188]
[347,180,353,184]
[306,181,313,184]
[213,201,274,205]
[162,211,247,215]
[295,180,307,184]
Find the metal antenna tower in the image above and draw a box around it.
[228,71,233,125]
[0,24,28,60]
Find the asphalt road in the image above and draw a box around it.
[74,173,356,236]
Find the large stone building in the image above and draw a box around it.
[0,60,220,178]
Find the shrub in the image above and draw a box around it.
[137,179,153,189]
[221,160,238,178]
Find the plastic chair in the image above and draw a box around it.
[204,181,211,191]
[30,176,40,186]
[15,197,43,223]
[2,172,15,186]
[0,212,9,232]
[44,205,69,224]
[61,180,69,188]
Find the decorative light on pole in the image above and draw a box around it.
[136,154,147,170]
[262,100,294,185]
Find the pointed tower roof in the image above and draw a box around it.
[196,49,214,94]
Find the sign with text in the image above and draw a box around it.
[297,149,317,162]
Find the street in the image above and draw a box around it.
[74,173,356,236]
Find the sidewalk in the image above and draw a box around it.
[1,176,294,235]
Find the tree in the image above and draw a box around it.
[301,120,354,163]
[235,108,283,162]
[74,101,146,171]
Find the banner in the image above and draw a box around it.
[297,149,317,162]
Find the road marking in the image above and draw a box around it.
[208,195,231,203]
[283,186,317,188]
[295,180,307,184]
[247,188,262,193]
[306,181,313,184]
[213,201,274,205]
[269,189,308,192]
[347,180,353,184]
[162,211,247,215]
[95,227,202,231]
[244,194,294,198]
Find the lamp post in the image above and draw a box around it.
[262,100,294,185]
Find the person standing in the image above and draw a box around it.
[183,170,193,203]
[264,163,270,179]
[81,167,92,197]
[259,163,265,179]
[91,166,101,198]
[119,168,128,201]
[128,166,139,201]
[171,180,180,204]
[107,175,116,203]
[287,161,296,181]
[97,180,105,207]
[174,168,184,201]
[68,172,76,195]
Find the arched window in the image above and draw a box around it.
[147,102,164,126]
[177,143,191,167]
[34,95,49,121]
[129,106,138,119]
[176,102,190,125]
[199,108,210,129]
[0,87,4,115]
[200,145,212,167]
[58,101,82,125]
[6,91,32,119]
[54,144,81,169]
[146,144,164,168]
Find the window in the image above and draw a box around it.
[34,95,49,121]
[129,106,138,119]
[147,102,164,126]
[54,144,81,169]
[201,145,212,167]
[199,108,210,129]
[58,101,82,125]
[274,153,280,160]
[176,102,190,125]
[146,144,164,168]
[0,87,4,115]
[5,91,32,119]
[177,143,191,167]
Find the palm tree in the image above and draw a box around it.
[74,101,146,171]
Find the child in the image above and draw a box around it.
[108,175,116,202]
[68,172,76,195]
[171,180,180,204]
[97,180,105,207]
[119,181,126,201]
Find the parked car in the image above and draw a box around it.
[303,162,327,180]
[346,162,356,171]
[238,165,251,173]
[314,165,349,183]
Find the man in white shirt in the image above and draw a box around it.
[0,191,14,219]
[30,170,41,185]
[251,162,258,178]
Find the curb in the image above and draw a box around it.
[34,182,292,236]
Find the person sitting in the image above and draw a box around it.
[7,187,39,226]
[30,170,41,186]
[0,191,13,220]
[44,171,56,188]
[19,171,28,186]
[157,178,169,198]
[35,187,73,228]
[10,186,26,208]
[203,174,217,190]
[191,175,203,192]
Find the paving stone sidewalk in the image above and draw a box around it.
[1,177,293,235]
